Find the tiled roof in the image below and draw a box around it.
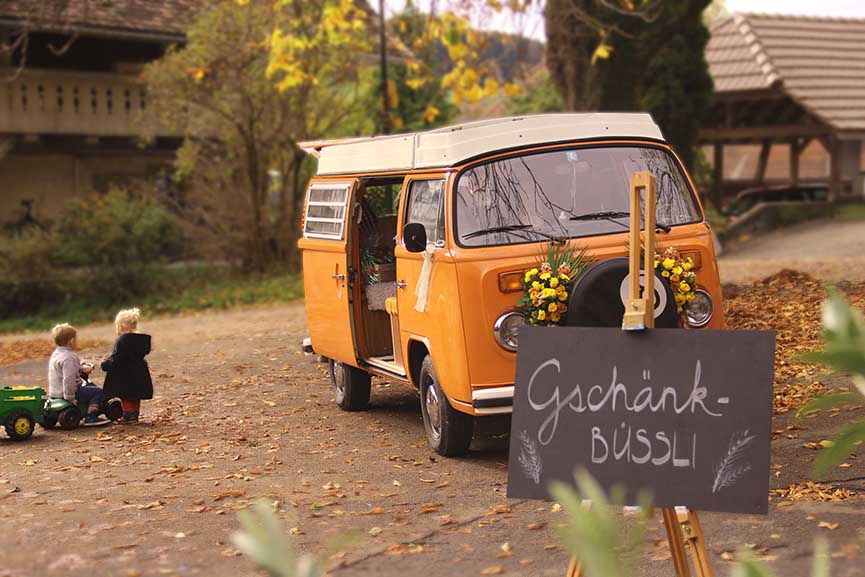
[707,13,865,132]
[0,0,200,40]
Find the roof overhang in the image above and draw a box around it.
[0,16,186,43]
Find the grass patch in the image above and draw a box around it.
[0,267,304,335]
[836,203,865,221]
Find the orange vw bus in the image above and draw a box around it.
[298,114,723,456]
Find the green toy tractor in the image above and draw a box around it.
[1,386,46,441]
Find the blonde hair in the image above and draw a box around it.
[52,323,77,347]
[115,308,141,334]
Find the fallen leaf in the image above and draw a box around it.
[213,490,245,502]
[480,566,504,575]
[818,521,839,531]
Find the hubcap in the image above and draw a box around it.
[14,417,30,436]
[424,378,442,441]
[332,361,346,400]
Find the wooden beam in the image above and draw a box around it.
[756,140,771,184]
[714,89,787,103]
[699,124,829,143]
[790,139,801,186]
[712,142,724,210]
[829,136,841,202]
[0,137,13,161]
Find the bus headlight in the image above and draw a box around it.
[494,311,525,351]
[686,290,713,328]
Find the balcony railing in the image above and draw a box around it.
[0,67,174,137]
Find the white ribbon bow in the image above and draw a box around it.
[414,243,436,312]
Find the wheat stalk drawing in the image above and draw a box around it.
[712,429,756,494]
[517,429,542,484]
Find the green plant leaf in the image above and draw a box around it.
[811,537,830,577]
[551,468,649,577]
[814,420,865,475]
[730,549,777,577]
[796,390,858,419]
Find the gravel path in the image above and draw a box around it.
[719,218,865,284]
[1,295,864,576]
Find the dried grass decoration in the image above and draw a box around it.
[518,243,591,326]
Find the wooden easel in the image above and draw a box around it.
[566,173,715,577]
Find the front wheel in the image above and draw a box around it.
[419,356,474,457]
[5,411,35,441]
[328,359,371,411]
[58,407,81,430]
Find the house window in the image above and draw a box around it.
[406,179,445,245]
[304,183,350,240]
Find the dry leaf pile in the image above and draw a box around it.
[0,338,109,367]
[723,270,865,414]
[771,481,860,502]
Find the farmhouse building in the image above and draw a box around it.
[0,1,197,227]
[702,13,865,205]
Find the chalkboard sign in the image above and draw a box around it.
[507,327,775,514]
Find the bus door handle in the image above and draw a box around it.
[331,273,346,281]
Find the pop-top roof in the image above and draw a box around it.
[303,113,665,176]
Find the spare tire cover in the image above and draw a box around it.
[565,257,679,328]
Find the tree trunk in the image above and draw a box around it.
[544,0,600,111]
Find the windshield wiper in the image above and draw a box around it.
[464,224,565,243]
[569,210,630,231]
[568,211,672,233]
[569,211,630,222]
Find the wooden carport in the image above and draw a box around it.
[701,13,865,208]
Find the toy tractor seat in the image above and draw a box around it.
[565,257,679,328]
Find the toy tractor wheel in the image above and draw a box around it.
[5,411,35,441]
[419,355,474,457]
[41,414,58,429]
[328,359,371,411]
[58,407,81,430]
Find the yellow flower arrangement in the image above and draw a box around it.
[518,244,590,327]
[653,246,698,321]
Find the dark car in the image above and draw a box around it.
[722,184,829,218]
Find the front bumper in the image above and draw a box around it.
[471,386,514,415]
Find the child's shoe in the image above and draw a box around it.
[121,412,140,424]
[83,413,109,426]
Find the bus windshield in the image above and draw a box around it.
[454,145,702,247]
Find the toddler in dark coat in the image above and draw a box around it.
[101,308,153,423]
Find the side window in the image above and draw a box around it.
[304,183,350,240]
[406,179,445,245]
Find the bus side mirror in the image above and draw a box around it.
[403,222,427,253]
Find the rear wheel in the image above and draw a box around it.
[104,398,123,422]
[419,355,474,457]
[328,359,371,411]
[58,407,81,430]
[41,414,58,430]
[5,411,35,441]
